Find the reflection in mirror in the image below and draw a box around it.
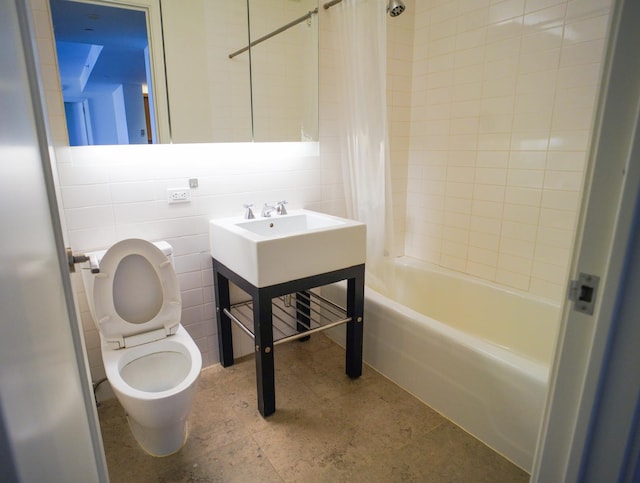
[248,0,319,142]
[49,0,319,145]
[50,0,159,145]
[160,0,252,143]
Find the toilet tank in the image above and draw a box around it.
[86,240,174,273]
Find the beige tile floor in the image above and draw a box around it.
[98,334,529,482]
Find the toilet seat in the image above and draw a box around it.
[92,239,182,348]
[102,324,201,399]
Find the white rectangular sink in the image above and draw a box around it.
[209,209,366,287]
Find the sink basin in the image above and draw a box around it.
[209,209,366,287]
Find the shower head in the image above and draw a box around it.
[387,0,405,17]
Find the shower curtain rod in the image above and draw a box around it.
[229,8,319,59]
[323,0,343,9]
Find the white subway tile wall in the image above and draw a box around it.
[406,0,612,300]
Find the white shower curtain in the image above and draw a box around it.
[336,0,395,288]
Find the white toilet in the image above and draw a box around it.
[82,238,202,457]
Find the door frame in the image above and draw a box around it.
[531,0,640,479]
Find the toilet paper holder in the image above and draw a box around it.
[66,247,89,273]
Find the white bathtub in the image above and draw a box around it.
[323,257,561,472]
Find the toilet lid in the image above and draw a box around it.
[92,239,181,347]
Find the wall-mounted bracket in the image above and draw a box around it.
[569,272,600,315]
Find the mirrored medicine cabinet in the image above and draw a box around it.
[48,0,319,145]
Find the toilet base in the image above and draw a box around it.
[127,415,188,457]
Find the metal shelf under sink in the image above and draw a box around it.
[223,290,350,346]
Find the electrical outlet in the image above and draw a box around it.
[167,188,191,204]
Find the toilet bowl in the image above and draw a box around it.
[82,239,202,457]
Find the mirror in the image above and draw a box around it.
[49,0,161,144]
[49,0,318,145]
[248,0,319,142]
[160,0,251,143]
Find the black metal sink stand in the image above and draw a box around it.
[212,258,365,417]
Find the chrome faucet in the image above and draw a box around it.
[261,203,276,217]
[276,200,288,215]
[243,203,255,219]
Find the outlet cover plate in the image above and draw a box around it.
[167,188,191,204]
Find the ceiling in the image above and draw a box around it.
[49,0,149,99]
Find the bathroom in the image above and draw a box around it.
[2,0,639,481]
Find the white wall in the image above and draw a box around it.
[122,83,148,144]
[64,101,89,145]
[404,0,613,302]
[111,84,128,144]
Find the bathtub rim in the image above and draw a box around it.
[386,256,562,312]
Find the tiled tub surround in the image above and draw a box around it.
[402,0,613,301]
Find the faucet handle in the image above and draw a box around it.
[276,200,288,215]
[243,203,255,219]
